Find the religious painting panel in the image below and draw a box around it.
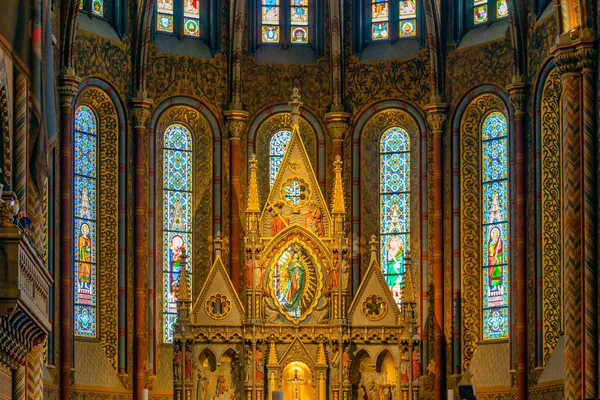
[193,348,242,400]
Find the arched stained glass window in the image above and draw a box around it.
[157,0,201,37]
[79,0,104,16]
[379,127,410,308]
[370,0,417,40]
[163,124,193,343]
[269,130,292,187]
[482,111,509,340]
[473,0,508,25]
[74,106,98,338]
[260,0,311,44]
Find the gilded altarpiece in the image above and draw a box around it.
[178,107,419,400]
[459,94,508,371]
[74,87,119,371]
[540,68,561,366]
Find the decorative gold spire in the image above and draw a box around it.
[369,235,378,267]
[288,87,303,128]
[177,247,191,302]
[267,341,279,366]
[247,154,260,213]
[331,155,345,214]
[214,231,222,258]
[316,342,327,365]
[403,257,415,305]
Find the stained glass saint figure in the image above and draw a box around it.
[167,234,184,311]
[78,222,92,291]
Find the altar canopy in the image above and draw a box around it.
[172,90,420,400]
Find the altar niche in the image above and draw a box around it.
[282,361,315,400]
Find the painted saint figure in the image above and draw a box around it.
[305,201,324,236]
[185,0,199,13]
[487,225,504,299]
[385,237,404,301]
[168,234,185,310]
[282,250,306,316]
[270,201,289,236]
[78,222,92,292]
[216,374,227,395]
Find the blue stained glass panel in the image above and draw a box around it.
[74,305,97,338]
[482,181,508,224]
[483,307,509,339]
[269,130,291,187]
[379,127,410,309]
[380,152,410,193]
[379,127,409,153]
[482,138,508,181]
[163,124,193,343]
[481,111,509,340]
[74,105,98,338]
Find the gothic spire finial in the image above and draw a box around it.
[331,155,345,214]
[247,154,260,213]
[288,88,303,128]
[369,235,378,265]
[177,247,190,302]
[213,231,223,258]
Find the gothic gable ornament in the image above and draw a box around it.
[193,252,244,326]
[259,123,332,240]
[349,249,402,327]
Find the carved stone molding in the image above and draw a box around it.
[554,51,579,75]
[576,47,597,71]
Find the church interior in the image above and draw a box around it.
[0,0,599,399]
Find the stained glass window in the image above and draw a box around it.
[260,0,310,44]
[157,0,200,36]
[163,124,193,343]
[74,106,98,338]
[473,0,508,25]
[379,127,410,309]
[270,130,292,187]
[371,0,417,40]
[79,0,104,17]
[481,111,509,340]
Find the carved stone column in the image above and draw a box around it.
[425,102,446,400]
[553,32,598,399]
[224,110,248,293]
[507,76,528,400]
[58,71,81,400]
[131,96,152,400]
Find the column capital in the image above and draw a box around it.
[131,96,153,129]
[507,77,528,115]
[58,71,81,108]
[424,102,447,132]
[576,47,597,71]
[325,111,351,141]
[224,109,249,140]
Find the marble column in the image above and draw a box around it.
[508,77,528,400]
[132,96,152,400]
[57,72,81,400]
[425,102,447,400]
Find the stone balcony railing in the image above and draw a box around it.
[0,223,52,368]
